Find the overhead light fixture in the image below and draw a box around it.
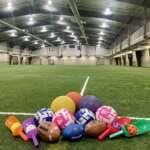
[101,22,108,28]
[61,41,65,45]
[56,37,61,42]
[28,16,35,26]
[24,36,30,41]
[41,26,48,32]
[60,16,64,21]
[99,31,105,35]
[10,32,17,37]
[66,26,70,30]
[41,44,45,48]
[6,2,14,11]
[48,32,56,38]
[34,41,38,45]
[99,37,103,41]
[104,8,112,15]
[48,0,52,5]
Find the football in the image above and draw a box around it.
[62,124,85,140]
[38,121,61,142]
[34,108,54,126]
[85,120,107,137]
[75,108,95,126]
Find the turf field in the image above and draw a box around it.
[0,65,150,150]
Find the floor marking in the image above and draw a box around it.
[0,75,150,121]
[80,76,90,96]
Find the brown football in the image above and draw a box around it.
[85,120,107,137]
[38,121,61,142]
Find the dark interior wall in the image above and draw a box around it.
[136,51,142,67]
[122,55,126,66]
[128,54,133,66]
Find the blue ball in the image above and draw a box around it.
[75,108,95,126]
[34,108,54,126]
[62,124,84,140]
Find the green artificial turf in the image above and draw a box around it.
[0,65,150,150]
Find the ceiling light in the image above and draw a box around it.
[24,36,30,41]
[61,41,65,44]
[41,44,45,48]
[6,2,14,11]
[34,41,38,45]
[104,8,112,15]
[101,22,108,28]
[41,26,47,32]
[48,33,56,38]
[48,0,52,5]
[56,37,61,42]
[28,16,34,26]
[10,32,17,37]
[67,26,70,30]
[99,37,103,41]
[99,31,105,35]
[60,16,64,21]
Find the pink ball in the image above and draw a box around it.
[96,106,117,124]
[52,108,75,129]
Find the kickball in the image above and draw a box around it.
[79,95,102,113]
[50,96,76,113]
[66,91,81,107]
[96,106,118,124]
[52,108,75,129]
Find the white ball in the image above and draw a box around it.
[96,106,117,124]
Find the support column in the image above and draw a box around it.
[142,49,150,67]
[132,51,137,67]
[126,53,129,66]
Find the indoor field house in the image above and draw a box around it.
[0,0,150,150]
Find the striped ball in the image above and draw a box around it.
[96,106,117,124]
[75,108,95,126]
[34,108,54,126]
[52,108,75,129]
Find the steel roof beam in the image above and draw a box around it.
[66,0,88,44]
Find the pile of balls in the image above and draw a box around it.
[35,92,117,142]
[6,91,119,146]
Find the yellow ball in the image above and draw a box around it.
[50,96,76,113]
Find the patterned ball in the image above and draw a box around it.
[34,108,54,126]
[96,106,117,124]
[52,108,75,129]
[75,108,95,126]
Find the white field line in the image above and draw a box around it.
[0,112,35,116]
[80,76,90,96]
[0,75,150,121]
[0,76,90,116]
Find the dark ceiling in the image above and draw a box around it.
[0,0,149,50]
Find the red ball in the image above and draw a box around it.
[66,91,81,107]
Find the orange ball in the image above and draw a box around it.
[66,91,81,107]
[127,124,137,136]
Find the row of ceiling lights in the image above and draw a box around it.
[6,0,79,47]
[5,0,112,47]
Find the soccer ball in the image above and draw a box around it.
[34,108,54,126]
[75,108,95,126]
[52,108,75,129]
[96,106,117,124]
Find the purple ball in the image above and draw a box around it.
[79,95,102,113]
